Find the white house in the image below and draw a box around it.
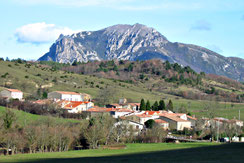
[48,91,82,101]
[128,103,140,111]
[0,89,23,100]
[62,101,94,113]
[110,109,133,118]
[155,119,169,130]
[159,113,191,131]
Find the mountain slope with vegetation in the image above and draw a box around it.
[38,24,244,82]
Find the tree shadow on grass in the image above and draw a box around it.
[28,143,244,163]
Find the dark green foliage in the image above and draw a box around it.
[119,60,124,65]
[144,119,155,129]
[72,60,78,66]
[2,108,16,130]
[200,72,205,76]
[39,61,69,70]
[139,74,145,80]
[42,92,48,99]
[158,100,166,110]
[205,87,216,94]
[0,58,4,61]
[165,61,171,70]
[152,101,159,111]
[126,63,134,72]
[1,72,9,78]
[146,100,151,110]
[167,99,174,111]
[140,99,146,110]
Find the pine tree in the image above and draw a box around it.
[167,99,174,111]
[140,99,146,110]
[158,100,166,110]
[146,100,151,110]
[152,101,159,111]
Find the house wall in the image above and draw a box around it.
[159,117,177,130]
[61,94,81,101]
[11,92,23,100]
[48,92,82,101]
[111,111,132,118]
[128,121,144,130]
[0,90,11,98]
[48,92,62,100]
[177,121,191,131]
[157,123,169,130]
[0,90,23,100]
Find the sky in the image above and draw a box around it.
[0,0,244,60]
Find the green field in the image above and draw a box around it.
[0,106,81,125]
[0,143,243,162]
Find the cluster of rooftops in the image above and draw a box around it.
[0,89,243,131]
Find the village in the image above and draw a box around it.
[0,88,243,143]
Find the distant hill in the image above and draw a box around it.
[39,24,244,82]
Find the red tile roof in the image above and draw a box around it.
[145,111,161,115]
[187,115,197,120]
[63,101,91,109]
[161,115,189,122]
[87,107,111,112]
[7,89,22,93]
[136,114,152,118]
[112,108,133,112]
[128,103,140,106]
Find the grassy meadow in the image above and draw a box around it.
[0,142,243,162]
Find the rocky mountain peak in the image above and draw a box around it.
[38,24,244,82]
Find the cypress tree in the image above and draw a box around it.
[152,101,159,111]
[159,100,166,110]
[167,99,174,111]
[146,100,151,110]
[140,99,146,110]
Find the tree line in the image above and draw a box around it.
[0,108,167,155]
[139,99,173,111]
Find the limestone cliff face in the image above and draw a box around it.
[39,24,244,81]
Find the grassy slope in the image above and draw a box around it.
[0,61,244,120]
[0,143,221,162]
[0,106,81,125]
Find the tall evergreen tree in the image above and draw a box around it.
[158,100,166,110]
[140,99,146,110]
[167,99,174,111]
[146,100,151,110]
[152,101,159,111]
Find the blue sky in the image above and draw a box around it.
[0,0,244,60]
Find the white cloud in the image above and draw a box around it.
[15,22,79,44]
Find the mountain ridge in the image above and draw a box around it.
[38,23,244,82]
